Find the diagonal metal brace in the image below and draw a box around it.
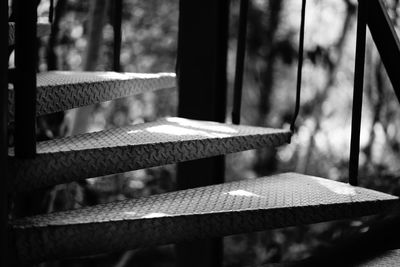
[367,0,400,103]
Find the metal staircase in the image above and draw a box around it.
[2,0,400,266]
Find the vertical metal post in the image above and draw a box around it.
[349,0,367,186]
[0,0,9,265]
[291,0,307,133]
[49,0,54,23]
[15,0,37,158]
[176,1,229,267]
[113,0,122,72]
[232,0,249,125]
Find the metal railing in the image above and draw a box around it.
[349,0,400,185]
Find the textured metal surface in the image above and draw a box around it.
[11,172,398,264]
[8,71,176,119]
[8,22,51,46]
[261,249,400,267]
[356,250,400,267]
[9,117,291,191]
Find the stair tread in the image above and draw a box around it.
[10,117,291,191]
[11,172,398,264]
[355,250,400,267]
[8,22,51,46]
[8,71,176,118]
[262,249,400,267]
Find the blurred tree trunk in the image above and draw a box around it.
[46,0,67,70]
[247,2,283,177]
[243,2,284,265]
[68,0,109,136]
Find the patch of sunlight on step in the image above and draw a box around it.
[142,212,170,219]
[49,71,174,80]
[224,189,264,198]
[314,177,356,196]
[127,117,240,138]
[124,212,137,217]
[144,125,232,138]
[166,117,238,133]
[123,212,170,219]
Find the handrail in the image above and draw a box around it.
[349,0,400,185]
[367,0,400,102]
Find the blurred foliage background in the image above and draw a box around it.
[9,0,400,266]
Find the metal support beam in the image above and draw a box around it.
[367,0,400,103]
[113,0,122,72]
[176,1,229,267]
[0,0,9,265]
[349,0,367,186]
[232,0,249,125]
[15,0,37,158]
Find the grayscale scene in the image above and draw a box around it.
[1,0,400,266]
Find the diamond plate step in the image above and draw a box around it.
[9,117,291,192]
[10,172,398,264]
[355,250,400,267]
[262,249,400,267]
[8,71,176,119]
[8,22,51,46]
